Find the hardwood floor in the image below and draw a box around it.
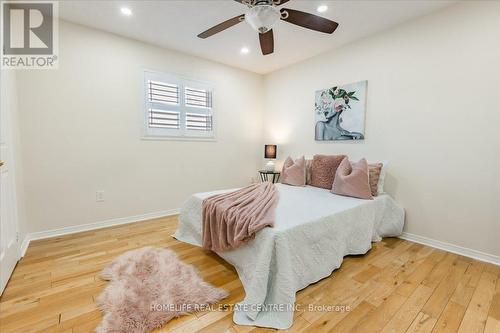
[0,216,498,333]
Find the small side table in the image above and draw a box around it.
[259,170,281,183]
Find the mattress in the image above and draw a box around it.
[174,183,405,329]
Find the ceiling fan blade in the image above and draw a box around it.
[259,29,274,55]
[197,15,245,39]
[280,8,338,34]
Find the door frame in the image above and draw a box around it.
[0,70,21,295]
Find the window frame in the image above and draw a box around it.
[141,70,216,141]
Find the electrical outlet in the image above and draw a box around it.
[96,191,104,202]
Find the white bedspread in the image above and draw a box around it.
[174,184,405,329]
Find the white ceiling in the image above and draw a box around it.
[59,0,455,74]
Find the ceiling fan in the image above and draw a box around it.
[197,0,339,55]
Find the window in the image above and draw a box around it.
[143,71,214,139]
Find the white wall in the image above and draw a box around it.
[263,2,500,256]
[15,21,264,233]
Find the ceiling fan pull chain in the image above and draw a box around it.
[280,10,289,20]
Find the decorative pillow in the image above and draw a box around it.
[310,154,346,189]
[332,158,373,200]
[281,156,306,186]
[377,161,389,194]
[305,159,313,185]
[368,163,383,196]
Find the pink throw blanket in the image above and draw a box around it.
[202,182,279,251]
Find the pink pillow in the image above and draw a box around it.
[332,158,373,200]
[310,154,346,189]
[368,163,383,196]
[305,159,313,185]
[281,156,306,186]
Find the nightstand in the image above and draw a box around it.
[259,170,281,183]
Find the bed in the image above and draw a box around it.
[174,183,405,329]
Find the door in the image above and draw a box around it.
[0,71,20,295]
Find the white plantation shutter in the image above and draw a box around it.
[144,71,214,139]
[184,85,213,134]
[186,113,213,131]
[148,109,180,129]
[148,81,179,105]
[185,87,212,108]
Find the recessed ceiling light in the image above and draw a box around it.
[120,7,132,16]
[317,5,328,13]
[240,47,249,54]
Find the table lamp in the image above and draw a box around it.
[264,144,277,171]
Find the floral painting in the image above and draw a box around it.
[315,80,367,141]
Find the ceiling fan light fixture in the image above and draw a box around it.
[245,5,281,34]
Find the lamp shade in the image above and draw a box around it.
[264,145,277,159]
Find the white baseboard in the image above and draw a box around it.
[19,209,179,257]
[19,235,30,258]
[400,232,499,266]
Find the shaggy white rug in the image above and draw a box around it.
[96,246,228,333]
